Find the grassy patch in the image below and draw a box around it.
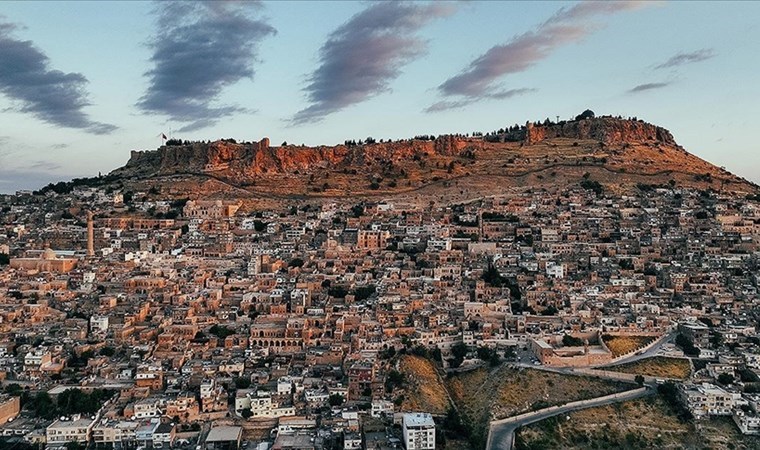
[698,416,760,450]
[609,357,691,380]
[602,335,656,357]
[397,355,450,415]
[446,366,629,450]
[515,396,696,449]
[516,397,760,450]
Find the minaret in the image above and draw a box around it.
[87,211,94,257]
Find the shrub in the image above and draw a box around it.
[562,334,584,347]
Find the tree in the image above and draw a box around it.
[328,393,345,407]
[541,305,558,316]
[209,325,235,339]
[0,253,9,265]
[431,347,443,363]
[379,346,396,360]
[717,373,734,386]
[635,375,645,386]
[442,406,469,438]
[619,259,634,270]
[449,342,469,368]
[738,368,760,383]
[482,263,506,287]
[328,286,348,298]
[451,342,468,360]
[288,258,304,268]
[240,408,252,419]
[580,179,603,196]
[253,220,267,232]
[695,210,711,220]
[476,346,493,361]
[562,334,584,347]
[657,382,692,421]
[675,333,700,357]
[353,285,376,301]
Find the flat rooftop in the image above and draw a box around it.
[403,412,434,427]
[206,426,242,442]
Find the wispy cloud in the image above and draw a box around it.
[293,1,455,124]
[425,88,535,113]
[654,49,716,69]
[428,1,649,111]
[27,160,62,172]
[628,82,670,93]
[137,1,276,132]
[0,20,116,134]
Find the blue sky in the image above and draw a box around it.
[0,1,758,193]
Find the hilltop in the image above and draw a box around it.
[65,114,760,208]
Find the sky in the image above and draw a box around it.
[0,0,758,193]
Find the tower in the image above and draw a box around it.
[87,211,94,257]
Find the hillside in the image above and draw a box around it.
[104,115,757,208]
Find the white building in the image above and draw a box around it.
[402,413,435,450]
[734,412,760,435]
[47,417,96,446]
[371,400,394,418]
[89,315,109,334]
[680,383,747,418]
[92,420,138,447]
[133,398,162,419]
[235,390,295,418]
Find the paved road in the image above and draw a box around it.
[487,387,654,450]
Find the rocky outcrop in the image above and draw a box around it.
[118,135,470,179]
[525,117,676,146]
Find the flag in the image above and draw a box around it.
[161,133,167,140]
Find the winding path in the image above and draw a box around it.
[486,386,654,450]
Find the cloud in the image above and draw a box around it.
[137,1,276,131]
[428,0,649,111]
[425,88,535,113]
[0,19,116,133]
[628,82,671,93]
[654,49,716,69]
[26,160,62,172]
[293,1,455,124]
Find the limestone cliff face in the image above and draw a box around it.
[525,117,676,146]
[120,135,466,179]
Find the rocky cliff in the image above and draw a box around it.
[118,135,469,180]
[524,117,676,146]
